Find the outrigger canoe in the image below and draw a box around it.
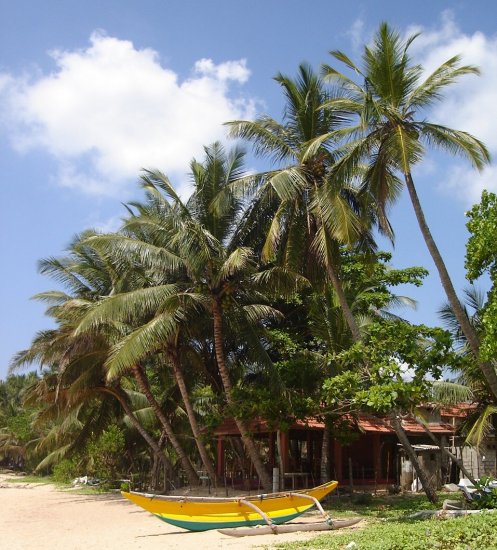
[122,480,359,535]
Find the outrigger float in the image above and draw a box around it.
[122,480,360,537]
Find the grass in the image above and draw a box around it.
[323,492,444,520]
[274,512,497,550]
[2,473,110,494]
[271,492,497,550]
[5,474,54,484]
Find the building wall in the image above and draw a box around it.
[458,438,497,479]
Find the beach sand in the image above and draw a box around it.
[1,474,361,549]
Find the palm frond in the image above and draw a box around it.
[75,285,180,334]
[419,123,490,170]
[431,381,474,404]
[465,405,497,447]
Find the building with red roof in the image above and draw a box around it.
[211,404,495,490]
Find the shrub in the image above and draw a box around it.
[52,457,80,483]
[87,425,126,481]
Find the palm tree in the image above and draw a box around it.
[50,234,201,485]
[321,22,497,398]
[81,144,277,490]
[0,373,39,470]
[12,233,183,480]
[227,64,374,342]
[437,286,497,448]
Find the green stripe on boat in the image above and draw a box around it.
[155,510,303,531]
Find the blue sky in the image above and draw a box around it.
[2,0,497,379]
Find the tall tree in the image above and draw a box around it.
[321,22,497,398]
[81,144,277,490]
[324,320,459,503]
[11,233,185,480]
[437,285,497,449]
[227,64,374,342]
[466,191,497,367]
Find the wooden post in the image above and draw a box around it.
[307,431,313,478]
[373,434,381,481]
[269,432,275,469]
[216,437,225,480]
[272,467,280,492]
[280,431,290,472]
[278,431,289,489]
[333,441,343,482]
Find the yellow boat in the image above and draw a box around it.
[122,480,339,532]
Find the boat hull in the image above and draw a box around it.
[122,480,338,531]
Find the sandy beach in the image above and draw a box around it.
[1,473,361,550]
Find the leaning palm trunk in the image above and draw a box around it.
[404,172,497,400]
[108,387,174,473]
[390,411,438,503]
[151,429,176,492]
[211,299,272,491]
[326,261,361,342]
[168,347,218,485]
[130,364,199,486]
[418,420,478,487]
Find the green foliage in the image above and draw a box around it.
[466,190,497,362]
[323,21,489,239]
[120,480,130,491]
[52,457,81,483]
[474,477,497,510]
[476,488,497,510]
[5,411,33,443]
[276,512,497,549]
[324,321,459,414]
[340,251,427,315]
[0,373,40,469]
[87,425,126,480]
[327,493,442,520]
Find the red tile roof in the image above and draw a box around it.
[212,414,454,436]
[440,403,477,418]
[400,418,453,434]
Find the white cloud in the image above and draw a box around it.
[444,164,497,205]
[407,12,497,204]
[88,214,124,234]
[0,32,256,197]
[346,18,367,52]
[194,58,250,83]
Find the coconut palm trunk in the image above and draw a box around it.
[326,262,361,342]
[391,411,438,503]
[168,347,218,485]
[418,420,478,486]
[211,299,272,491]
[130,364,199,486]
[108,387,174,473]
[404,172,497,399]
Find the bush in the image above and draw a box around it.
[475,488,497,510]
[87,425,126,481]
[52,458,80,483]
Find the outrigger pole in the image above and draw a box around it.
[220,492,359,537]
